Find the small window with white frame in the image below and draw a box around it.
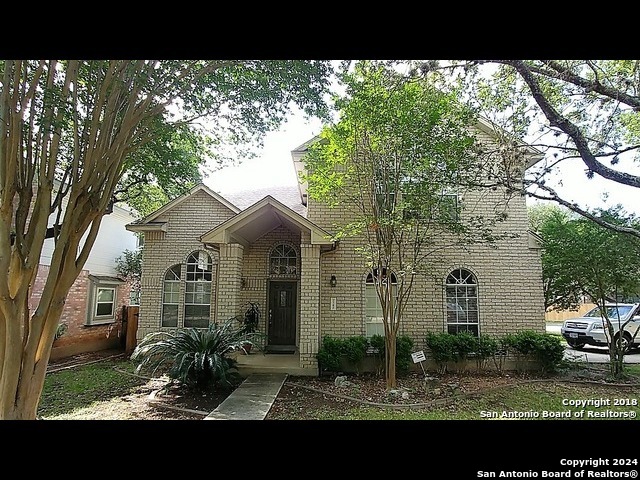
[96,288,115,317]
[86,275,123,326]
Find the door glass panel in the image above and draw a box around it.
[280,290,286,307]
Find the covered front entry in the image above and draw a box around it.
[200,195,335,373]
[267,281,297,352]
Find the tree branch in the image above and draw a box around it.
[498,60,640,189]
[527,182,640,239]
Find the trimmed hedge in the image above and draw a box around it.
[316,330,565,376]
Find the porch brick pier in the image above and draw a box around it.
[299,244,320,369]
[216,244,244,322]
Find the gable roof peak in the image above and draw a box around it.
[129,183,240,226]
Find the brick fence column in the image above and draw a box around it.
[216,244,244,323]
[299,244,320,371]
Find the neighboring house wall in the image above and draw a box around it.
[137,189,236,340]
[30,202,138,359]
[39,205,137,274]
[546,303,597,322]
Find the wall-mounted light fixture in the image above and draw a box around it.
[330,275,337,287]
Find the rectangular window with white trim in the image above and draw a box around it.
[95,288,115,317]
[86,275,124,325]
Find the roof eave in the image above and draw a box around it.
[200,195,334,246]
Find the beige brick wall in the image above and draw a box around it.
[216,244,244,323]
[136,130,545,373]
[138,190,235,340]
[307,148,545,353]
[299,244,320,368]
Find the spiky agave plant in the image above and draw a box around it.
[131,318,258,390]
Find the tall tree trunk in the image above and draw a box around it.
[0,296,64,419]
[385,334,397,389]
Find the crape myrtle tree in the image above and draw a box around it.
[528,203,582,311]
[534,203,640,377]
[415,60,640,239]
[304,62,516,389]
[0,59,334,419]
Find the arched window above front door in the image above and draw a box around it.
[269,244,297,276]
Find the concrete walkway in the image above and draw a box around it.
[204,373,287,420]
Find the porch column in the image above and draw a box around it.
[299,244,320,370]
[216,243,244,323]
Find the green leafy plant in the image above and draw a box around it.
[115,248,142,302]
[369,334,386,375]
[503,330,565,374]
[369,334,414,376]
[54,323,68,341]
[474,335,500,371]
[241,301,260,333]
[425,332,458,373]
[453,331,477,363]
[316,336,344,373]
[395,335,414,374]
[316,336,372,374]
[131,318,255,390]
[342,336,369,372]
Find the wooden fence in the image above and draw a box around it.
[123,305,139,355]
[545,303,595,322]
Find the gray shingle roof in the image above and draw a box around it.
[218,185,306,217]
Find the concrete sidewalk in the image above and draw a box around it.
[204,373,287,420]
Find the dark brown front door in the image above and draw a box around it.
[268,281,297,346]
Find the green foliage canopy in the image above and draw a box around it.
[303,61,516,388]
[535,204,640,310]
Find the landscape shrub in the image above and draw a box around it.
[474,334,501,371]
[503,330,565,374]
[316,336,344,373]
[424,332,458,373]
[131,318,253,390]
[317,334,413,376]
[425,330,561,374]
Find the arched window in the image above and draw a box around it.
[445,268,479,335]
[184,251,212,328]
[270,244,297,275]
[364,268,397,337]
[162,265,181,327]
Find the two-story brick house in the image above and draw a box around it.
[127,121,546,375]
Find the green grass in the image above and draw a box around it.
[623,364,640,376]
[38,359,145,418]
[37,357,640,421]
[271,376,640,420]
